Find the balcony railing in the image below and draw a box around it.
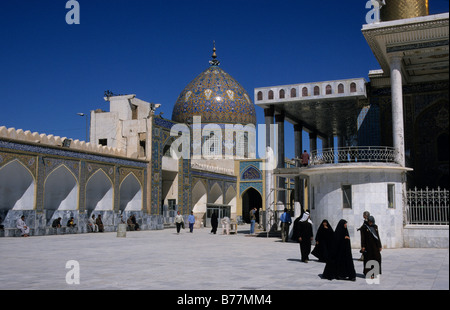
[310,146,397,165]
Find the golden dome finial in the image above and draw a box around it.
[212,40,217,59]
[209,40,220,66]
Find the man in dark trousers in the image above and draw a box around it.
[293,210,313,263]
[280,208,292,242]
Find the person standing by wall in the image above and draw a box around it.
[301,150,310,166]
[249,208,257,235]
[357,211,371,261]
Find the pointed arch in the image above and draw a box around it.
[241,187,262,223]
[119,172,143,212]
[208,182,223,204]
[85,169,114,213]
[0,159,36,211]
[44,164,79,222]
[224,185,236,214]
[192,180,207,214]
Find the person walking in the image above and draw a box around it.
[321,219,356,281]
[293,211,313,263]
[279,208,292,242]
[311,219,334,262]
[188,211,195,233]
[210,211,218,234]
[361,215,382,277]
[175,211,184,234]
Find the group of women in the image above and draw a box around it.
[293,213,382,281]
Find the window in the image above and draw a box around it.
[98,139,107,146]
[350,82,357,93]
[236,132,249,158]
[314,86,320,96]
[257,91,263,101]
[203,132,221,157]
[268,90,274,100]
[387,184,395,208]
[139,133,146,157]
[291,88,297,98]
[168,199,176,211]
[131,104,138,120]
[302,87,308,97]
[342,185,352,208]
[279,89,285,99]
[338,83,344,94]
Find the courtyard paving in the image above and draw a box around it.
[0,224,448,291]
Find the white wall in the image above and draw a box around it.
[306,166,406,248]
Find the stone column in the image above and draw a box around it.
[264,106,275,230]
[390,53,405,167]
[275,113,285,208]
[294,123,303,216]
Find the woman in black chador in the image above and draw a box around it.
[321,219,356,281]
[210,212,218,234]
[311,219,334,262]
[361,215,382,276]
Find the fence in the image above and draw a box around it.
[406,187,449,225]
[310,146,397,165]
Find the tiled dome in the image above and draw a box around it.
[171,47,256,126]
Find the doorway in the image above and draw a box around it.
[241,187,262,223]
[205,204,230,227]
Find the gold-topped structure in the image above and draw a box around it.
[209,41,220,66]
[381,0,429,21]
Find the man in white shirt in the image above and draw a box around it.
[16,215,30,237]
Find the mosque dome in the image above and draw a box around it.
[172,44,256,126]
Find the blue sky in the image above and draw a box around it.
[0,0,448,159]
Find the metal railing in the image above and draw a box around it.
[406,187,449,225]
[310,146,397,165]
